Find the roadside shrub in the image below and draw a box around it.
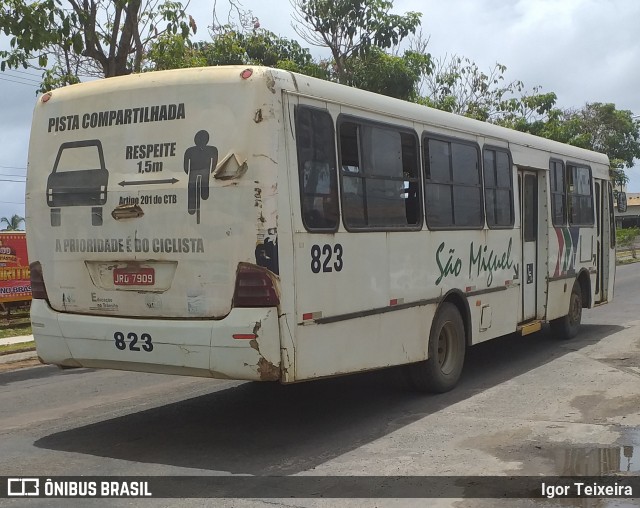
[617,226,640,258]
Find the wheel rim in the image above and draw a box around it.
[569,292,582,326]
[437,321,458,375]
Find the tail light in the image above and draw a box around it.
[30,261,49,301]
[233,263,279,308]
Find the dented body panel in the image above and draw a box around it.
[28,67,287,381]
[31,299,280,380]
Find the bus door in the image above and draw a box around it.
[594,180,612,303]
[519,170,538,321]
[594,180,603,301]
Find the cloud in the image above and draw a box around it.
[1,0,639,206]
[0,76,33,221]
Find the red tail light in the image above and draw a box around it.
[233,263,279,308]
[30,261,49,301]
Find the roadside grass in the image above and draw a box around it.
[0,309,32,341]
[0,341,35,354]
[616,252,640,265]
[0,323,32,340]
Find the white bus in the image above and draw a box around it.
[26,66,615,392]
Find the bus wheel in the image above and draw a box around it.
[409,302,466,393]
[551,281,582,340]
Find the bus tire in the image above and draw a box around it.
[551,281,582,340]
[409,302,466,393]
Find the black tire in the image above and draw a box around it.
[408,302,466,393]
[551,281,582,340]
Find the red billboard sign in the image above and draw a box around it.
[0,232,31,304]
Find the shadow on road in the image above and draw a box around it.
[0,364,92,387]
[34,323,623,474]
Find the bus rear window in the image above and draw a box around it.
[295,106,339,231]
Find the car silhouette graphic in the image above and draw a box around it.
[46,140,109,226]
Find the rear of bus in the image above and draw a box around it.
[26,67,285,381]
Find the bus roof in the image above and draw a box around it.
[278,68,611,178]
[42,65,611,179]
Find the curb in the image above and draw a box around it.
[0,346,36,357]
[0,350,38,365]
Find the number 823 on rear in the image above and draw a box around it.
[113,331,154,352]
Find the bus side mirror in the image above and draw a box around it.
[617,191,627,213]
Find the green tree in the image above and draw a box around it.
[147,0,328,78]
[149,1,424,99]
[419,54,557,123]
[148,28,329,79]
[544,104,639,163]
[518,103,640,184]
[570,104,640,172]
[0,214,24,231]
[206,29,327,77]
[291,0,421,84]
[146,33,207,71]
[347,47,430,101]
[0,0,195,91]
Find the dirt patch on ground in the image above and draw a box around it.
[0,358,42,372]
[572,391,640,422]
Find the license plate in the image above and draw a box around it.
[113,267,155,286]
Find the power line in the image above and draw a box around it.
[6,68,42,78]
[5,70,41,84]
[0,178,26,183]
[0,75,38,87]
[0,165,27,170]
[0,200,25,205]
[0,173,26,178]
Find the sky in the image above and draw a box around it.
[2,0,640,223]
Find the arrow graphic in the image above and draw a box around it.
[118,178,179,187]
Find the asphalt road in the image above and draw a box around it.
[1,265,640,507]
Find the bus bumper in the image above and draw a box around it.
[30,299,281,381]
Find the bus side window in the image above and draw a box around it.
[295,106,339,231]
[483,147,514,228]
[424,136,483,229]
[339,122,366,227]
[401,132,421,225]
[550,159,566,226]
[567,164,594,226]
[339,119,421,229]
